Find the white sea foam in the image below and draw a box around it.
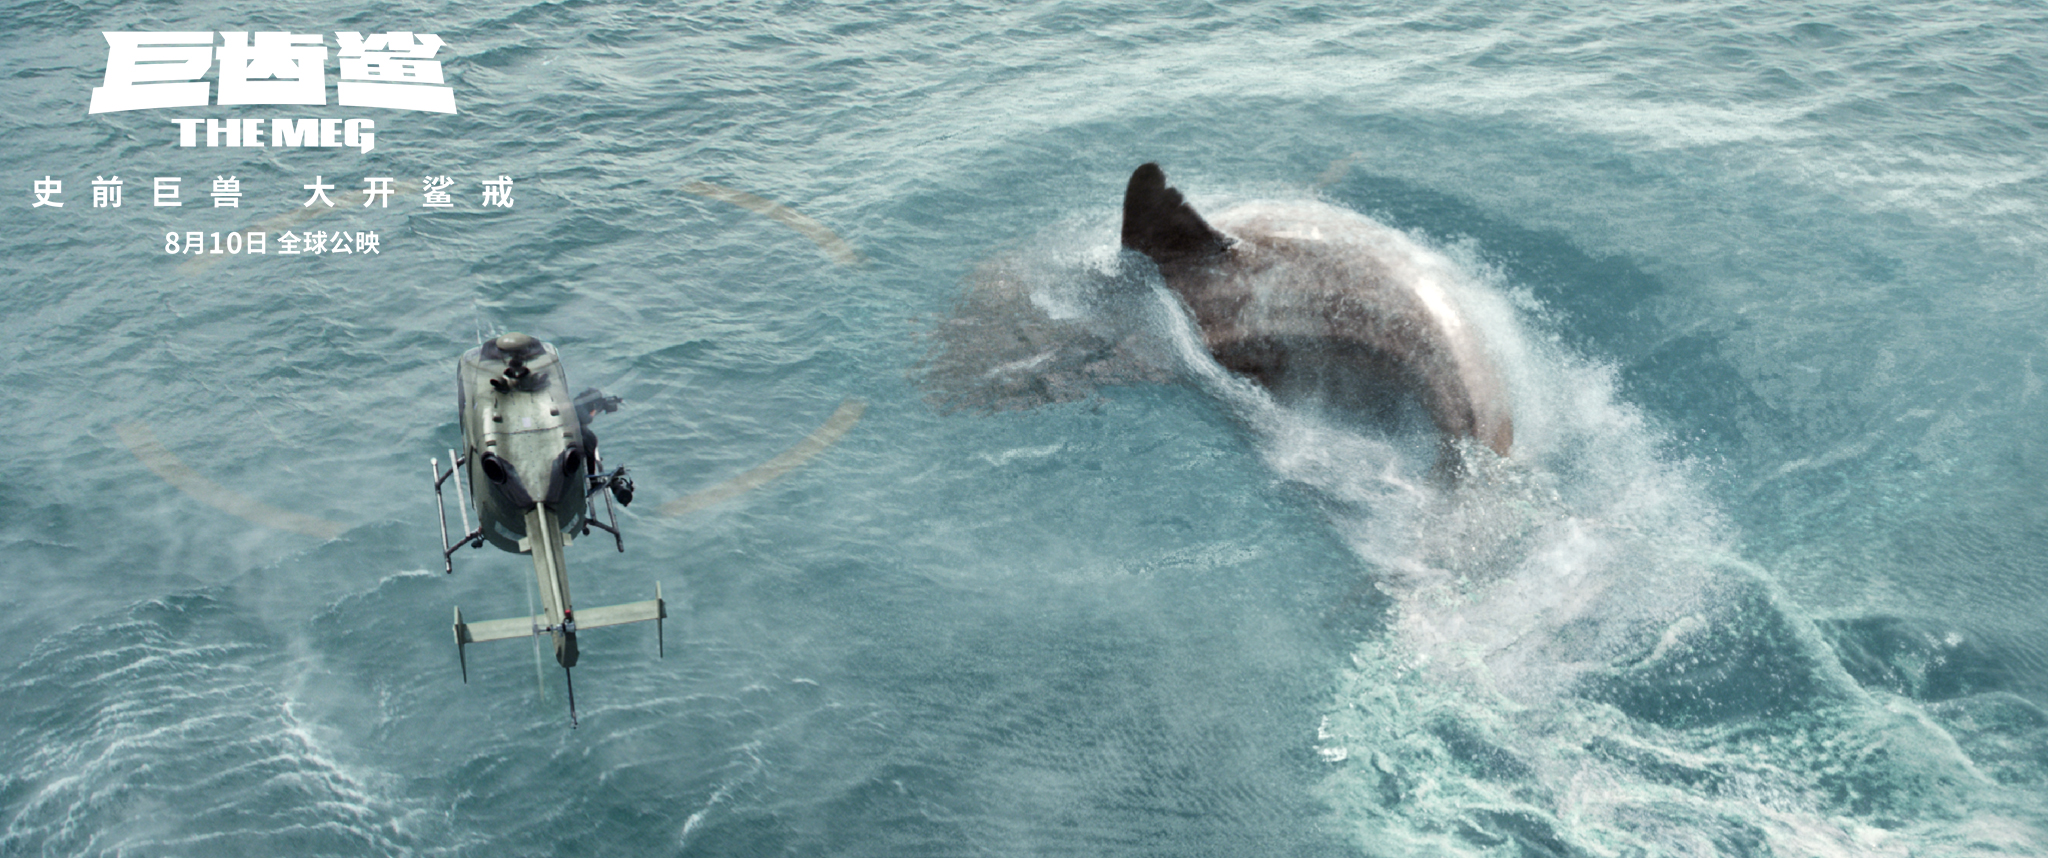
[1095,201,2041,854]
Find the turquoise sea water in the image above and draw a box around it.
[4,2,2046,855]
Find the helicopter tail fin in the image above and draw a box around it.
[452,583,667,677]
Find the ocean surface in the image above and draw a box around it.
[4,1,2046,855]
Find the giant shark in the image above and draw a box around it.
[1120,162,1514,459]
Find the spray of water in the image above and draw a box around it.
[925,197,2040,855]
[1166,213,2033,857]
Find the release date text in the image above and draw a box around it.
[164,229,380,256]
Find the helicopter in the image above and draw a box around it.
[429,332,662,726]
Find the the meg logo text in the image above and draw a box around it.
[172,117,379,154]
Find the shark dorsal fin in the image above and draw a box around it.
[1121,163,1232,267]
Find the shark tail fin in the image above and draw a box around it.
[1121,163,1233,267]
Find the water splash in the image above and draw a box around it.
[927,197,2046,855]
[1235,222,2046,857]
